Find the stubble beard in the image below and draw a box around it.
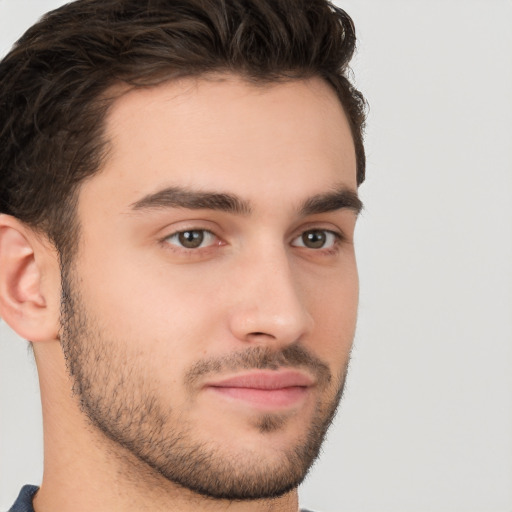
[58,266,350,501]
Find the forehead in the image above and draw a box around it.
[81,75,357,213]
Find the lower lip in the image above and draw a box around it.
[207,386,309,409]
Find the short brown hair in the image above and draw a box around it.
[0,0,366,259]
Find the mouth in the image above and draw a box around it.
[204,370,314,409]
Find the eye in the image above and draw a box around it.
[164,229,217,249]
[291,229,340,249]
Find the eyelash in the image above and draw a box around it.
[162,227,344,254]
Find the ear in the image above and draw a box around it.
[0,214,61,342]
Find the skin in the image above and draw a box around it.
[0,75,359,512]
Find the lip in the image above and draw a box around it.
[207,370,315,389]
[204,370,314,409]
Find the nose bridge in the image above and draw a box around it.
[228,241,313,345]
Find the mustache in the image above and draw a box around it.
[185,344,332,389]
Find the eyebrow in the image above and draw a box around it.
[299,187,363,216]
[130,186,252,215]
[129,185,362,216]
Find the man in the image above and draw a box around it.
[0,0,366,510]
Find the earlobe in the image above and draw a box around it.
[0,214,60,342]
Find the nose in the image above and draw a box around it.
[227,247,314,347]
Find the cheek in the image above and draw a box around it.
[305,264,358,359]
[76,244,225,353]
[72,256,218,397]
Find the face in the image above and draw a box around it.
[60,75,360,499]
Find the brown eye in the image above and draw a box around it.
[165,229,216,249]
[178,230,204,248]
[291,229,339,249]
[302,230,327,248]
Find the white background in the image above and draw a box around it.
[1,1,511,511]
